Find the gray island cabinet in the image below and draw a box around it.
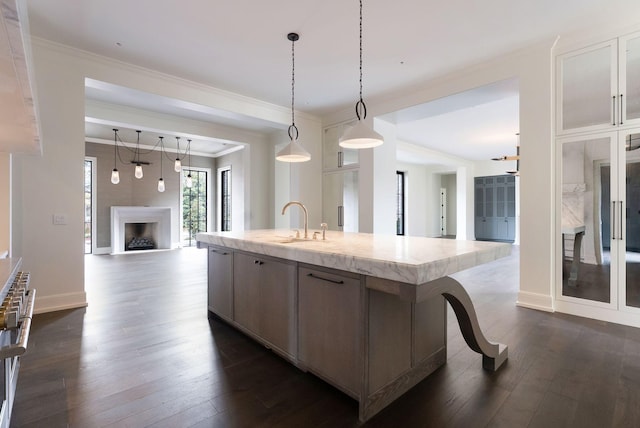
[197,230,510,422]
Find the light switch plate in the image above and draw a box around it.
[52,214,68,225]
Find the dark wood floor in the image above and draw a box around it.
[11,246,640,427]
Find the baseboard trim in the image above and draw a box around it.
[516,290,554,312]
[34,291,88,314]
[555,301,640,328]
[93,247,112,255]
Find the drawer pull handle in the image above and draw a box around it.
[307,273,344,284]
[211,250,229,255]
[254,260,264,265]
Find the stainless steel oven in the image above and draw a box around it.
[0,262,35,428]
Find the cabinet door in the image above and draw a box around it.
[620,32,640,125]
[233,252,261,334]
[323,123,359,170]
[298,266,361,395]
[557,40,617,134]
[474,178,485,239]
[323,170,359,232]
[207,246,233,320]
[259,257,297,356]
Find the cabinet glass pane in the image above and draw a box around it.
[561,46,613,130]
[625,133,640,308]
[625,36,640,121]
[561,137,611,303]
[475,186,483,216]
[323,123,358,169]
[485,187,493,217]
[507,185,516,217]
[343,171,359,232]
[322,171,358,232]
[496,186,505,216]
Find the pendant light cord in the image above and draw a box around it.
[287,33,299,141]
[113,129,118,169]
[291,35,295,128]
[359,0,363,104]
[159,137,164,177]
[355,0,367,120]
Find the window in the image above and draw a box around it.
[219,166,231,231]
[396,171,405,236]
[84,158,96,254]
[182,168,209,247]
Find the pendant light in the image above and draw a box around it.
[339,0,383,149]
[174,137,182,172]
[185,139,193,188]
[111,128,120,184]
[157,136,166,192]
[133,130,143,179]
[276,32,311,162]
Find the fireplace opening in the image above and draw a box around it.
[124,222,158,251]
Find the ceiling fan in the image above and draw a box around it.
[492,133,520,175]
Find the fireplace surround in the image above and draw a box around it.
[111,206,171,254]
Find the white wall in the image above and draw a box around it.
[396,162,428,237]
[0,153,9,255]
[12,40,87,312]
[442,173,457,236]
[357,118,398,235]
[216,148,245,232]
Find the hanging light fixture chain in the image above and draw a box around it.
[291,34,295,127]
[286,33,299,141]
[359,0,363,103]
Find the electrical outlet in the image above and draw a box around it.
[52,214,68,225]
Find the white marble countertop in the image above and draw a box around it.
[196,230,511,285]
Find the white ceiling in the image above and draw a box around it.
[14,0,640,159]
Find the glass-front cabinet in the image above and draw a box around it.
[557,31,640,134]
[558,129,640,312]
[322,170,359,232]
[322,122,359,232]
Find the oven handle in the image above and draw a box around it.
[0,289,36,359]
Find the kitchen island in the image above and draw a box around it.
[196,230,511,421]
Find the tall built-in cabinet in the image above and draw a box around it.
[323,122,359,232]
[474,175,516,242]
[556,30,640,324]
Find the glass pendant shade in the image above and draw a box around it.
[157,178,165,192]
[134,164,143,179]
[276,138,311,162]
[339,120,384,149]
[186,174,193,188]
[174,158,181,172]
[111,168,120,184]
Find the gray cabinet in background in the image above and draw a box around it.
[475,175,515,242]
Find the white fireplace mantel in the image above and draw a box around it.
[111,206,172,254]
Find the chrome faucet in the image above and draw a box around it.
[282,201,308,239]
